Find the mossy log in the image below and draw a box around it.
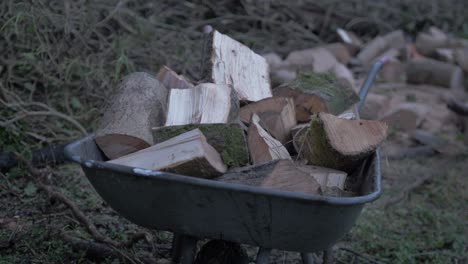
[295,113,388,173]
[273,72,360,121]
[152,123,248,168]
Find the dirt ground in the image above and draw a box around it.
[1,1,467,263]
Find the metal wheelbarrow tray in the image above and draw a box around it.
[64,136,381,259]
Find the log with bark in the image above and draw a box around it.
[95,72,168,159]
[108,129,227,178]
[152,123,248,168]
[285,47,337,73]
[356,30,405,65]
[294,113,388,173]
[406,58,464,90]
[273,72,360,122]
[204,30,272,102]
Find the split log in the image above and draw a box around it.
[216,159,347,195]
[406,58,464,90]
[260,160,322,195]
[156,65,194,89]
[336,28,363,54]
[152,123,248,168]
[108,129,226,178]
[356,30,405,65]
[380,103,428,132]
[273,72,360,121]
[205,30,272,102]
[285,47,337,73]
[165,83,238,126]
[247,114,291,164]
[95,72,168,159]
[322,43,352,64]
[295,113,388,173]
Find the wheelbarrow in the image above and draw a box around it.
[64,59,387,263]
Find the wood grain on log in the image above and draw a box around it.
[206,30,272,102]
[95,72,168,159]
[108,129,226,178]
[247,114,291,164]
[295,113,387,173]
[165,83,238,126]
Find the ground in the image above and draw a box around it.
[1,1,467,263]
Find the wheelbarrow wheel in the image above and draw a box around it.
[194,240,249,264]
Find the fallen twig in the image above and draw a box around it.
[16,154,116,246]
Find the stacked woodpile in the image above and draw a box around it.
[267,27,468,158]
[94,30,390,198]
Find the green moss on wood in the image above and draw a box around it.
[287,72,359,115]
[152,124,248,168]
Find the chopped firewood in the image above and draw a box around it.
[248,114,291,164]
[434,48,454,63]
[285,47,337,73]
[356,30,405,65]
[415,31,468,56]
[270,69,297,87]
[273,72,360,121]
[152,123,248,168]
[322,43,352,64]
[378,58,406,83]
[216,159,347,195]
[156,65,194,89]
[205,30,272,102]
[454,48,468,73]
[380,103,428,132]
[260,160,322,195]
[295,165,347,190]
[165,83,238,126]
[295,113,388,173]
[406,58,464,90]
[359,93,390,120]
[336,28,363,54]
[108,129,227,178]
[331,63,356,93]
[262,52,284,70]
[95,72,168,159]
[240,96,295,123]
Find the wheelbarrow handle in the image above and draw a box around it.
[355,56,389,113]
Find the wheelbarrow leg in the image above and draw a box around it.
[300,252,316,264]
[256,247,271,264]
[322,247,335,264]
[171,234,198,264]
